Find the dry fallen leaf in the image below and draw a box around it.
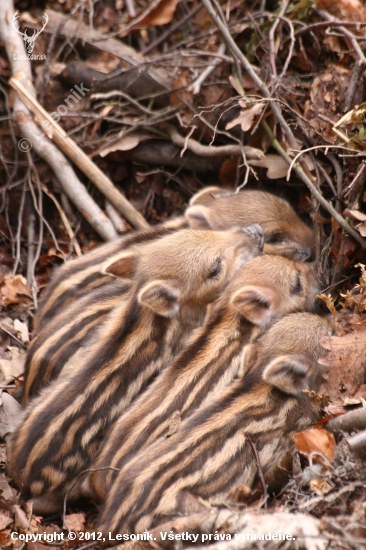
[137,0,180,26]
[13,319,29,343]
[225,103,264,132]
[0,392,23,438]
[344,208,366,237]
[123,0,180,34]
[319,328,366,400]
[64,512,86,532]
[248,154,289,179]
[0,530,12,547]
[294,428,336,467]
[0,275,32,308]
[0,347,26,386]
[99,132,154,156]
[0,512,12,531]
[12,504,30,532]
[316,0,366,22]
[0,474,14,502]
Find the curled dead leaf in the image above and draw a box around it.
[99,132,154,156]
[0,513,12,531]
[294,428,336,467]
[225,103,264,132]
[248,154,289,179]
[12,504,30,532]
[63,512,85,532]
[0,275,32,308]
[316,0,366,22]
[0,347,26,386]
[0,392,23,438]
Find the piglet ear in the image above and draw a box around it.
[138,280,180,317]
[262,354,309,395]
[185,205,215,229]
[103,252,138,280]
[189,186,222,206]
[231,286,276,326]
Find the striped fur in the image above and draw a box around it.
[34,216,187,331]
[187,187,315,261]
[9,227,263,513]
[22,279,129,405]
[98,313,331,535]
[25,188,315,403]
[34,187,314,331]
[22,187,313,406]
[89,256,319,501]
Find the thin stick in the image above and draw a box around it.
[9,78,149,231]
[317,9,366,66]
[0,0,118,242]
[246,434,268,509]
[41,184,82,256]
[164,123,264,159]
[263,122,366,249]
[201,0,299,150]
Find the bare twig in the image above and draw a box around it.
[262,131,366,249]
[163,123,264,159]
[0,324,27,348]
[41,184,82,257]
[0,0,118,242]
[317,9,366,66]
[327,408,366,435]
[9,77,149,230]
[12,179,26,276]
[105,200,128,233]
[268,0,290,79]
[201,0,299,150]
[343,61,365,113]
[26,212,35,289]
[188,42,226,95]
[347,430,366,456]
[328,154,343,196]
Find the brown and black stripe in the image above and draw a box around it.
[98,365,322,535]
[89,256,320,501]
[22,277,130,405]
[34,216,187,331]
[10,227,262,513]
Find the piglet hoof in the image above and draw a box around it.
[243,224,264,250]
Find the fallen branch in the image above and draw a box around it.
[163,123,265,159]
[43,9,171,95]
[0,0,118,242]
[202,0,366,250]
[326,408,366,435]
[347,429,366,456]
[9,77,149,230]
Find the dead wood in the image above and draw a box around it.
[10,77,149,230]
[43,9,171,94]
[163,123,264,160]
[327,408,366,435]
[125,140,221,172]
[59,61,170,108]
[0,0,118,242]
[347,430,366,456]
